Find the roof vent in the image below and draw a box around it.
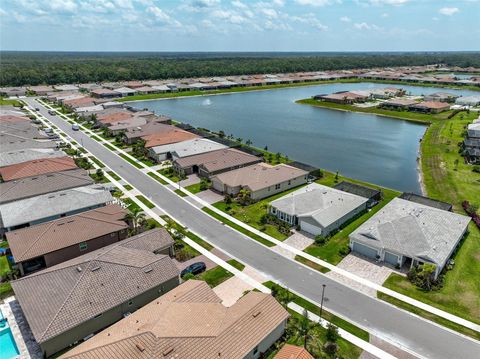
[144,268,153,273]
[91,266,101,272]
[76,267,82,272]
[252,310,261,318]
[135,343,145,352]
[163,347,175,356]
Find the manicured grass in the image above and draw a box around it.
[196,259,245,288]
[302,172,400,265]
[0,256,11,276]
[104,143,116,151]
[263,281,369,343]
[135,195,155,209]
[89,173,110,183]
[184,182,205,194]
[119,153,144,169]
[297,98,454,124]
[228,259,246,271]
[88,156,106,168]
[295,255,330,274]
[159,168,181,182]
[202,207,275,247]
[0,282,13,300]
[379,111,480,326]
[0,97,22,106]
[378,291,480,341]
[212,185,305,241]
[123,184,133,191]
[147,171,168,185]
[174,189,187,197]
[186,231,214,251]
[107,171,121,181]
[122,197,142,213]
[145,218,162,229]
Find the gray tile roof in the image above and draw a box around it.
[0,168,93,204]
[350,198,470,266]
[0,133,57,153]
[0,184,113,229]
[0,148,66,167]
[11,228,178,344]
[271,183,368,228]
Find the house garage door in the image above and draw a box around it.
[352,242,378,259]
[384,251,399,266]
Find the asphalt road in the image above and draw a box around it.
[29,98,480,359]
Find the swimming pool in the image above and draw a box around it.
[0,309,20,359]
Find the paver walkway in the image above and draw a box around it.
[179,173,200,187]
[271,230,315,259]
[360,335,420,359]
[326,254,402,296]
[194,189,224,204]
[213,266,269,307]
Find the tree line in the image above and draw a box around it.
[1,51,479,86]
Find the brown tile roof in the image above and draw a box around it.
[0,156,77,181]
[175,148,261,172]
[63,97,96,107]
[143,129,198,148]
[61,280,289,359]
[91,88,120,96]
[125,122,177,140]
[412,101,450,109]
[97,111,133,124]
[0,168,93,204]
[6,204,129,263]
[274,344,315,359]
[11,228,178,345]
[383,98,418,106]
[0,115,30,123]
[212,163,308,192]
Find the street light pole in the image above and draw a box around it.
[319,284,326,320]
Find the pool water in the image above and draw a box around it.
[0,310,20,359]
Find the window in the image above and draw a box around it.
[128,300,133,306]
[253,346,259,355]
[275,184,281,190]
[79,242,88,251]
[94,313,102,319]
[287,180,291,186]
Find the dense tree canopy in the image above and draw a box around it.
[1,51,479,87]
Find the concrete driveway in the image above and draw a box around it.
[272,230,315,259]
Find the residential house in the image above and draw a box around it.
[0,184,113,233]
[349,197,470,277]
[211,163,308,201]
[0,148,66,168]
[270,183,368,236]
[424,92,459,103]
[62,97,98,110]
[334,181,382,208]
[380,98,418,110]
[135,86,158,95]
[369,87,405,99]
[174,148,263,177]
[29,85,54,96]
[113,87,137,97]
[410,101,450,114]
[148,138,228,162]
[314,91,369,104]
[124,121,175,144]
[455,95,480,107]
[7,204,130,275]
[0,87,27,97]
[0,115,30,124]
[11,229,180,358]
[1,133,57,153]
[90,88,122,99]
[59,280,289,359]
[399,192,453,212]
[0,156,77,182]
[274,344,315,359]
[0,168,93,204]
[54,84,80,92]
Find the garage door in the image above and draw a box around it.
[352,242,378,259]
[384,251,399,266]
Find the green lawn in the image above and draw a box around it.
[302,172,400,265]
[295,255,330,274]
[0,256,11,276]
[202,207,275,247]
[119,153,144,169]
[381,111,480,326]
[107,171,121,181]
[147,171,168,185]
[0,97,22,106]
[135,195,155,209]
[0,282,13,300]
[123,184,133,191]
[122,197,142,213]
[174,189,188,197]
[88,156,106,168]
[184,182,206,194]
[212,185,306,241]
[297,98,455,124]
[159,168,181,182]
[196,259,245,288]
[186,231,214,251]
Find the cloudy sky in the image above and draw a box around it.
[1,0,478,52]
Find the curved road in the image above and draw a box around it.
[29,98,480,359]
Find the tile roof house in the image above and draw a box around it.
[380,98,418,110]
[270,183,368,236]
[0,115,31,123]
[142,128,199,148]
[0,168,93,204]
[410,101,450,113]
[60,280,289,359]
[274,344,315,359]
[11,229,180,358]
[7,204,130,275]
[0,134,57,153]
[90,88,122,99]
[349,198,470,277]
[0,184,113,234]
[174,148,263,177]
[148,138,228,162]
[314,91,369,104]
[424,92,459,103]
[212,163,309,201]
[0,148,66,168]
[0,156,77,182]
[124,121,174,144]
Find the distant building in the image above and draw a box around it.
[380,98,418,111]
[59,280,289,359]
[455,95,480,107]
[349,198,470,277]
[0,156,77,182]
[212,163,308,201]
[410,101,450,114]
[314,91,369,104]
[90,88,122,99]
[148,138,227,162]
[12,229,180,358]
[270,183,368,236]
[113,87,137,97]
[424,92,459,103]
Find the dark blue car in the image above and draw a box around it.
[181,262,206,277]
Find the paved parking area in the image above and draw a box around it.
[326,254,403,296]
[179,174,201,187]
[271,230,314,259]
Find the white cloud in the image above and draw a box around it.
[366,0,409,5]
[231,0,248,9]
[294,0,333,7]
[340,16,351,22]
[438,7,459,16]
[353,22,381,30]
[211,9,247,24]
[381,12,389,17]
[261,8,278,18]
[290,13,328,31]
[273,0,285,6]
[49,0,78,13]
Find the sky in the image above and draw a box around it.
[0,0,479,52]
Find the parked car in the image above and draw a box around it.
[48,110,56,116]
[180,262,206,277]
[72,124,80,131]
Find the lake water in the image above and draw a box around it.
[130,83,478,193]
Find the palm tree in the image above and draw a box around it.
[125,210,146,235]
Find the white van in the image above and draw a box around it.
[72,124,80,131]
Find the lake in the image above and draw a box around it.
[130,83,478,193]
